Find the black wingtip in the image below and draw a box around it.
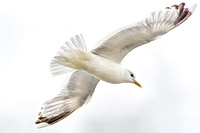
[166,3,195,27]
[35,109,76,126]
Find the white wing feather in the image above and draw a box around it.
[92,3,196,63]
[35,70,99,127]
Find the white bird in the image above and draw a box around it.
[35,3,196,127]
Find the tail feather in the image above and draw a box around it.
[50,34,87,76]
[70,34,87,51]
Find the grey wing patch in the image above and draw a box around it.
[64,70,100,106]
[35,70,99,127]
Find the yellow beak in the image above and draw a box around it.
[133,79,142,88]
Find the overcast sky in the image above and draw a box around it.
[0,0,200,133]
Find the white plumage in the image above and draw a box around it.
[35,3,196,127]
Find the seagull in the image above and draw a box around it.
[35,3,196,127]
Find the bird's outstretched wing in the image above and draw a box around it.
[92,3,196,63]
[35,70,99,127]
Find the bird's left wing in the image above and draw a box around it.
[35,70,99,127]
[92,3,196,63]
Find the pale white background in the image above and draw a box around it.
[0,0,199,132]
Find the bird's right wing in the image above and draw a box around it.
[92,3,196,63]
[35,70,99,127]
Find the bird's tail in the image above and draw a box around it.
[50,34,88,76]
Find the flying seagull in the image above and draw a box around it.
[35,3,196,127]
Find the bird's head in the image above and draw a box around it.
[124,70,142,88]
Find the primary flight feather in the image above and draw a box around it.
[35,3,196,127]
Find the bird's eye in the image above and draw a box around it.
[130,74,134,77]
